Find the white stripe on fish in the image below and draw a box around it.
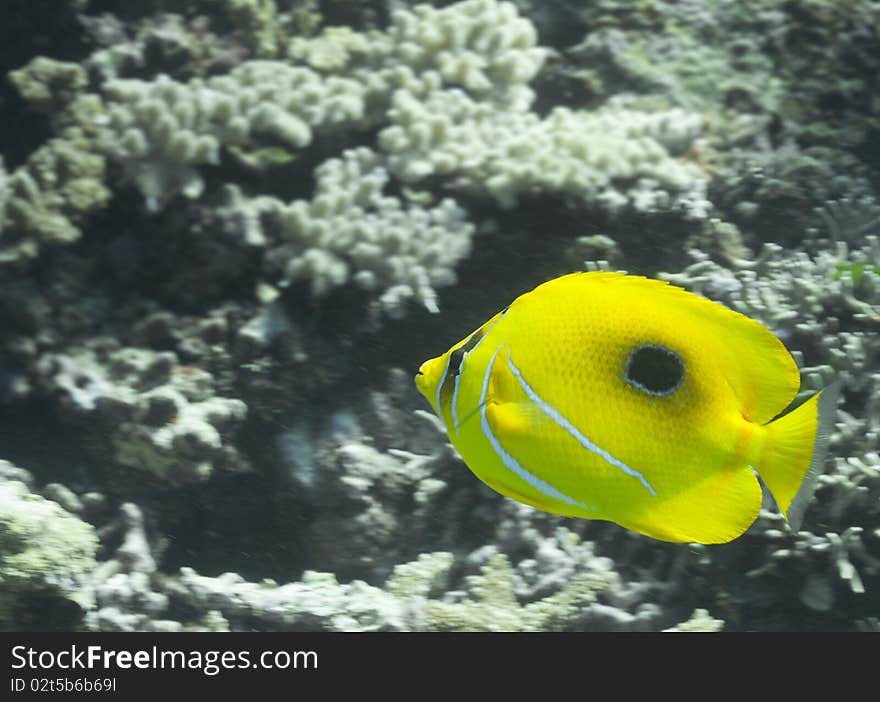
[506,350,656,496]
[479,345,594,510]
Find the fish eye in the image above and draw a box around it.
[624,344,684,396]
[449,347,466,374]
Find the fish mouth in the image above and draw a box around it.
[414,367,429,397]
[414,356,445,404]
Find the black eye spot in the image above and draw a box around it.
[625,344,684,396]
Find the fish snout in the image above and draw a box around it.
[415,355,446,404]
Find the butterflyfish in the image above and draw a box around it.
[415,271,839,544]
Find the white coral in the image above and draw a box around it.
[224,148,473,317]
[100,0,705,219]
[381,91,707,214]
[100,63,367,210]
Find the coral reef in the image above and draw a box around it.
[1,58,109,263]
[0,136,108,262]
[0,471,98,628]
[1,0,879,632]
[661,231,880,619]
[36,342,249,483]
[99,60,366,210]
[166,550,616,632]
[221,147,474,316]
[549,0,880,246]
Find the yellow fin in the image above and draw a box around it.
[485,400,535,438]
[756,382,840,531]
[628,466,762,544]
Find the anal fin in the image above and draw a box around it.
[626,466,762,544]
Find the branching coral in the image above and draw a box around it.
[36,343,248,483]
[1,58,110,264]
[100,61,366,210]
[662,227,880,614]
[2,0,878,634]
[380,90,706,213]
[166,549,616,631]
[222,147,474,316]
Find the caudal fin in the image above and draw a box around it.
[757,382,840,532]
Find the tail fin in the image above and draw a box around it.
[757,382,840,532]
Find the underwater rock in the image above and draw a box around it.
[0,478,98,628]
[663,608,725,632]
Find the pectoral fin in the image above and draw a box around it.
[477,346,596,516]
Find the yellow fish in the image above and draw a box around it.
[415,271,839,544]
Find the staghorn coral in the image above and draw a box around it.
[747,515,880,611]
[809,183,880,247]
[662,227,880,621]
[662,236,879,431]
